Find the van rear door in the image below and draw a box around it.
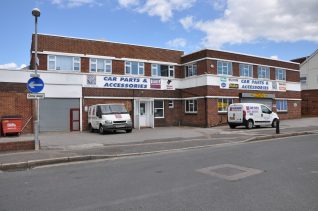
[228,104,244,123]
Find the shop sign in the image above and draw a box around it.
[219,77,286,92]
[84,75,174,90]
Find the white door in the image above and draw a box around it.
[139,101,150,127]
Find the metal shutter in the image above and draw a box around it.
[240,98,273,109]
[39,98,80,132]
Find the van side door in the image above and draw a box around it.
[261,105,272,125]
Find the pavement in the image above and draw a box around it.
[0,117,318,171]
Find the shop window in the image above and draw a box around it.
[154,100,164,118]
[217,61,232,75]
[185,63,197,77]
[185,99,197,113]
[152,64,174,77]
[218,98,234,113]
[239,63,253,78]
[258,66,270,79]
[90,58,112,73]
[168,100,174,108]
[276,100,288,112]
[275,68,286,81]
[125,61,144,75]
[48,55,81,71]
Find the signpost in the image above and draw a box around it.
[27,77,44,150]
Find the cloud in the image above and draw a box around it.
[118,0,139,7]
[118,0,196,22]
[181,0,318,48]
[180,16,193,31]
[0,63,27,70]
[51,0,101,8]
[166,38,187,48]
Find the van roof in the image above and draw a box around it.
[230,103,263,106]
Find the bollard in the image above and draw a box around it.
[276,119,280,134]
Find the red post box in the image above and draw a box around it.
[1,116,22,136]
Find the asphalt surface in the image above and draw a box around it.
[1,134,318,210]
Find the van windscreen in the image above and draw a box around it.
[101,105,128,114]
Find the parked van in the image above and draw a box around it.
[227,103,279,129]
[88,104,133,134]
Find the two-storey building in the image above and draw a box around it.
[0,34,301,133]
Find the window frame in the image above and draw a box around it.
[275,68,286,81]
[217,98,234,113]
[258,66,270,79]
[239,63,253,78]
[185,99,198,113]
[276,100,288,112]
[47,55,81,72]
[154,100,164,118]
[168,100,174,108]
[217,60,233,76]
[151,64,174,78]
[185,63,197,77]
[90,58,112,74]
[125,61,144,75]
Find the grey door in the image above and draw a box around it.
[39,98,80,132]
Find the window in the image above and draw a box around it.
[154,100,164,118]
[48,55,81,71]
[217,98,234,112]
[275,68,286,81]
[152,64,174,77]
[185,63,197,77]
[168,100,174,108]
[261,105,271,114]
[217,61,232,75]
[125,61,144,75]
[300,76,307,85]
[258,66,270,79]
[276,100,288,112]
[90,58,112,73]
[239,63,253,78]
[185,99,197,113]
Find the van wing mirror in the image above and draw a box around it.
[96,106,102,118]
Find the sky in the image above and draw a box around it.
[1,0,318,69]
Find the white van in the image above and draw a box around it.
[227,103,279,129]
[88,104,133,134]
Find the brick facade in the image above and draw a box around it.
[301,90,318,116]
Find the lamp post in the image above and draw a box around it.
[32,8,41,150]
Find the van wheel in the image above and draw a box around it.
[126,129,132,133]
[246,120,254,129]
[229,124,236,129]
[99,125,105,134]
[88,124,94,133]
[271,119,277,128]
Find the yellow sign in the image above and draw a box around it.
[251,93,268,98]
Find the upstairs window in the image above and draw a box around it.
[185,63,197,77]
[300,76,307,85]
[125,61,144,75]
[152,64,174,77]
[90,58,112,73]
[258,66,270,79]
[275,68,286,81]
[217,61,232,75]
[48,55,81,71]
[239,63,253,78]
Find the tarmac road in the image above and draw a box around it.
[1,134,318,211]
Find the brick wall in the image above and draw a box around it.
[0,83,33,135]
[302,90,318,116]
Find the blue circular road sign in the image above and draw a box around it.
[27,77,44,93]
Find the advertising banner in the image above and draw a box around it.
[84,75,175,90]
[219,77,286,92]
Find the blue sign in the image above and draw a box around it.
[27,77,44,93]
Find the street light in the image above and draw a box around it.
[32,8,41,150]
[32,8,40,77]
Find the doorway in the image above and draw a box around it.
[134,99,154,129]
[70,108,80,131]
